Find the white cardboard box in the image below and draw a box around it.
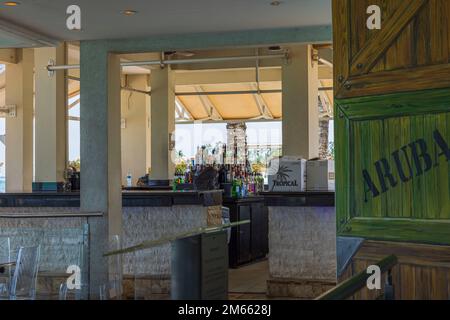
[268,157,307,192]
[306,160,335,191]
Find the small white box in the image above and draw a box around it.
[268,157,307,192]
[306,160,335,191]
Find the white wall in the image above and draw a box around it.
[120,75,151,186]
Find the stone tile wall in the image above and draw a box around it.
[268,206,336,281]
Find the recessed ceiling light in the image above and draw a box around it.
[4,1,20,6]
[122,9,138,16]
[270,1,282,6]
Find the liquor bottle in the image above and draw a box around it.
[250,173,256,195]
[126,172,132,187]
[237,170,243,198]
[231,168,239,198]
[241,171,247,198]
[231,177,237,198]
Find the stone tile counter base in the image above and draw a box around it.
[267,204,337,299]
[265,193,337,299]
[0,202,222,299]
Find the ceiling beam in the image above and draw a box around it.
[175,102,183,120]
[175,65,331,86]
[0,49,17,64]
[175,97,194,121]
[318,65,333,79]
[176,118,281,125]
[317,47,333,64]
[319,90,333,118]
[250,84,274,120]
[68,98,80,110]
[176,68,279,86]
[195,85,223,121]
[0,18,59,48]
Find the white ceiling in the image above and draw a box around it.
[0,0,331,47]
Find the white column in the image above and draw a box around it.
[282,45,319,159]
[5,49,34,193]
[150,67,175,181]
[121,74,151,185]
[34,44,67,191]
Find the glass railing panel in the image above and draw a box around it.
[132,245,171,300]
[0,224,89,300]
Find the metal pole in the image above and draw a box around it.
[176,87,332,96]
[47,53,288,72]
[175,118,282,125]
[63,81,331,95]
[319,58,333,68]
[51,64,80,71]
[122,87,151,95]
[255,49,261,94]
[176,90,281,96]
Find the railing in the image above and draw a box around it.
[0,212,102,299]
[316,255,398,300]
[104,220,250,257]
[104,220,250,300]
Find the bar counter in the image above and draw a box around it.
[0,190,336,298]
[0,190,224,298]
[260,191,337,299]
[261,191,335,207]
[222,196,269,268]
[0,190,223,208]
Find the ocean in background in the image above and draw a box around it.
[0,177,5,193]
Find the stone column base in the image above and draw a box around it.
[124,275,171,300]
[267,278,336,299]
[10,273,171,300]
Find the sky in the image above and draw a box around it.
[175,121,283,160]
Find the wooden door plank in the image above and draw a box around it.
[340,63,450,99]
[350,0,428,76]
[340,218,450,246]
[429,0,449,64]
[332,0,351,96]
[430,267,449,299]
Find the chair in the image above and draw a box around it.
[60,224,90,300]
[58,283,68,300]
[9,245,41,300]
[0,237,11,296]
[59,281,87,300]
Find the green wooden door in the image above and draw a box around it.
[333,0,450,244]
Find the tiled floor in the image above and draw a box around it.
[228,260,269,299]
